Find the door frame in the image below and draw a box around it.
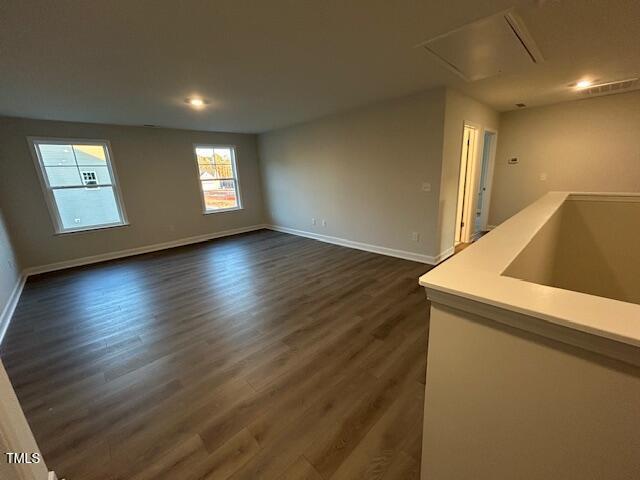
[476,128,498,233]
[455,122,480,244]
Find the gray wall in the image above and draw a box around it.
[0,117,265,268]
[0,210,21,320]
[259,88,447,259]
[490,90,640,225]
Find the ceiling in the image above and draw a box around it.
[1,0,639,133]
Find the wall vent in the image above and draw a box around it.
[580,78,639,97]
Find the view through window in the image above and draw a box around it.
[194,145,241,212]
[30,140,127,233]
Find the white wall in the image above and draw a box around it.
[259,88,447,260]
[490,90,640,225]
[0,117,266,269]
[0,210,21,335]
[438,89,500,253]
[0,360,49,480]
[422,303,640,480]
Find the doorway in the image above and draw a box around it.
[475,130,497,233]
[454,124,478,245]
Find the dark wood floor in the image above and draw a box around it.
[1,230,431,480]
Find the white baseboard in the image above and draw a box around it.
[266,225,446,265]
[3,223,448,344]
[23,224,268,276]
[1,224,268,345]
[433,246,455,264]
[0,273,27,345]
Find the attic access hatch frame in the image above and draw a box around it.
[417,10,544,82]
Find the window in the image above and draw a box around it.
[194,145,241,213]
[29,139,128,233]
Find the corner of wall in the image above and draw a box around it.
[255,134,271,226]
[435,88,500,256]
[0,209,24,345]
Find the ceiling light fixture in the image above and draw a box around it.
[186,97,207,108]
[575,80,593,89]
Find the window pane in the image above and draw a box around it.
[39,144,112,187]
[73,145,107,165]
[214,148,232,165]
[196,147,214,164]
[39,144,76,166]
[202,180,238,210]
[44,166,82,187]
[53,186,122,230]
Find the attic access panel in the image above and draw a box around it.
[420,11,543,82]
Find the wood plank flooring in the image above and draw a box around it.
[0,230,431,480]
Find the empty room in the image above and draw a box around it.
[1,1,639,479]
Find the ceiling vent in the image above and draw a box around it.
[579,78,639,97]
[418,10,543,82]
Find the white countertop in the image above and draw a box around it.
[419,192,640,349]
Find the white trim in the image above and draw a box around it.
[203,206,243,215]
[3,224,446,344]
[27,137,129,234]
[52,222,131,236]
[265,225,446,265]
[0,273,27,345]
[23,224,267,276]
[568,192,640,203]
[193,144,243,215]
[433,246,455,264]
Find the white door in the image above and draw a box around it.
[455,125,477,244]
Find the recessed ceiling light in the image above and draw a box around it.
[575,80,592,89]
[185,97,207,108]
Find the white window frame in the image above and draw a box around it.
[193,144,243,214]
[28,137,129,234]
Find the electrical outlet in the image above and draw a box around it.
[322,219,327,227]
[311,218,316,226]
[411,232,419,242]
[422,182,431,192]
[539,173,547,181]
[508,157,519,165]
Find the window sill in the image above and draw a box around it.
[203,207,244,215]
[54,222,130,236]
